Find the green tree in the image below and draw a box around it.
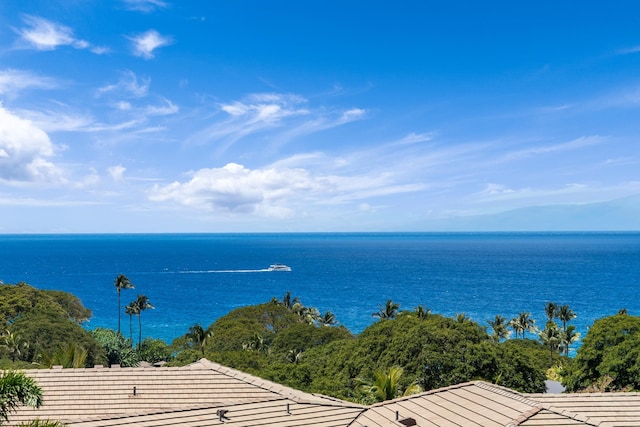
[510,312,536,339]
[132,295,154,349]
[508,316,523,339]
[139,338,171,364]
[41,343,88,368]
[560,325,580,357]
[186,324,213,356]
[356,366,421,403]
[544,302,558,323]
[0,370,43,425]
[414,305,431,320]
[114,275,134,335]
[317,311,337,327]
[558,305,576,333]
[92,328,138,367]
[539,321,561,364]
[124,302,137,343]
[372,300,400,320]
[1,331,29,362]
[487,315,510,342]
[562,313,640,392]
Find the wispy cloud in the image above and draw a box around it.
[615,45,640,55]
[188,92,368,153]
[97,71,150,98]
[0,69,58,97]
[122,0,169,13]
[127,30,173,59]
[15,15,96,52]
[145,99,179,116]
[391,132,434,146]
[498,135,606,163]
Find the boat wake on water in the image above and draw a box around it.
[175,264,292,274]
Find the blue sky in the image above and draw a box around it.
[0,1,639,232]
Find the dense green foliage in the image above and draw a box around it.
[168,300,551,399]
[562,313,640,392]
[92,328,139,367]
[14,281,640,401]
[0,283,104,367]
[0,370,43,424]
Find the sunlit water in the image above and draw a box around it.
[1,233,638,352]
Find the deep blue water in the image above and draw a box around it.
[1,233,638,351]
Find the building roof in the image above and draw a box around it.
[6,361,640,426]
[526,392,640,426]
[8,359,364,427]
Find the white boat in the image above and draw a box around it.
[268,264,291,271]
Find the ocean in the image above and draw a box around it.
[1,233,638,351]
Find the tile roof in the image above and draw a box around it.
[6,362,640,427]
[7,359,363,426]
[525,392,640,426]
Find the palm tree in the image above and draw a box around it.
[487,315,510,342]
[124,302,138,343]
[187,324,213,356]
[372,300,400,320]
[561,325,580,357]
[517,311,536,339]
[279,291,300,310]
[0,370,43,424]
[508,317,523,339]
[42,344,88,368]
[132,294,154,349]
[414,305,431,319]
[114,275,134,334]
[317,311,337,327]
[539,321,561,364]
[1,331,29,362]
[544,302,559,323]
[356,366,421,403]
[455,312,470,323]
[558,305,576,333]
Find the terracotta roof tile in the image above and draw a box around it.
[7,362,640,427]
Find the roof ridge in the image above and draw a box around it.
[192,358,346,404]
[505,404,604,427]
[365,380,490,407]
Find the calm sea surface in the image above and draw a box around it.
[1,233,638,350]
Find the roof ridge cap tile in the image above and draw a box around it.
[506,404,604,427]
[475,381,544,406]
[190,358,326,403]
[367,381,486,407]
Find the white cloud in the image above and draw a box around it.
[145,99,178,115]
[0,69,58,97]
[219,93,309,122]
[16,15,91,51]
[122,0,169,12]
[499,136,606,162]
[338,108,366,123]
[149,162,425,219]
[97,70,150,98]
[108,165,126,181]
[392,132,434,146]
[0,105,64,184]
[127,30,173,59]
[190,92,367,151]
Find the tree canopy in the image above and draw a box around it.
[562,312,640,392]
